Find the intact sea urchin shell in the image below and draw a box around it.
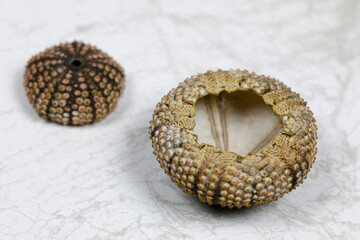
[149,69,317,209]
[24,41,125,125]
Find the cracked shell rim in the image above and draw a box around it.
[149,69,318,209]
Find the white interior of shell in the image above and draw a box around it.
[193,90,282,157]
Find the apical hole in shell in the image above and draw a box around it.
[71,59,82,67]
[194,90,282,157]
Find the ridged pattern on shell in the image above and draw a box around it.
[24,41,125,125]
[149,69,317,209]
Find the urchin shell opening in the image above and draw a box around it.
[194,90,282,157]
[70,58,84,68]
[71,59,82,67]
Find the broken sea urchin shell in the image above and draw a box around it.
[24,41,125,125]
[149,69,317,209]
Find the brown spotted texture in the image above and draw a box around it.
[149,69,317,209]
[24,41,125,125]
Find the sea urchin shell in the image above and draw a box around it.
[149,69,317,209]
[24,41,125,125]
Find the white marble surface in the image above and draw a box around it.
[0,0,359,239]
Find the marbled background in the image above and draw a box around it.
[0,0,359,239]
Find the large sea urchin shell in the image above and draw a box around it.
[149,69,317,209]
[24,41,125,125]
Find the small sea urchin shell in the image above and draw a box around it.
[24,41,125,125]
[149,69,317,209]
